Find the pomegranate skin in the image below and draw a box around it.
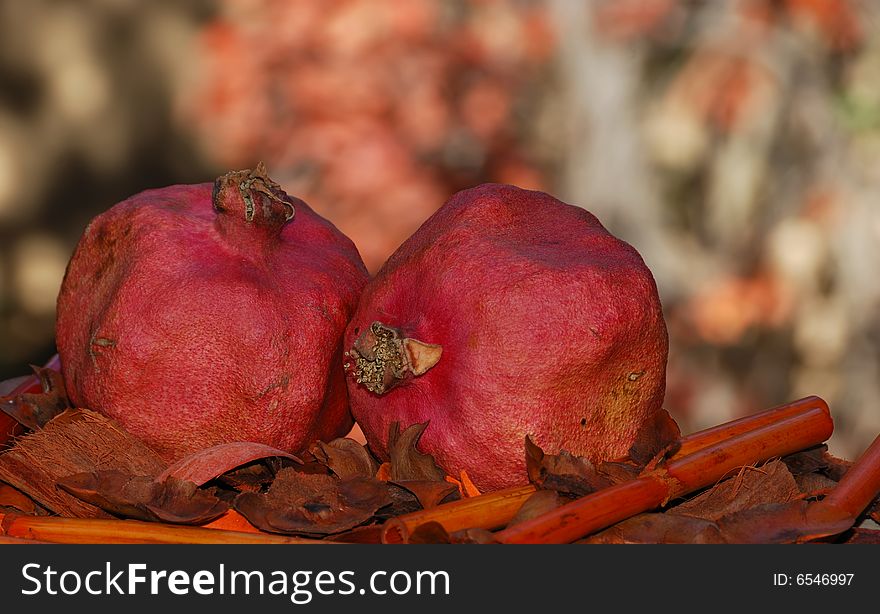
[345,184,668,491]
[56,165,368,462]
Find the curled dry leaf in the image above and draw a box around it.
[582,513,724,544]
[669,459,801,522]
[507,490,561,527]
[234,468,391,536]
[525,436,612,497]
[388,422,446,482]
[596,461,641,484]
[840,528,880,544]
[794,471,838,497]
[0,409,166,518]
[216,463,278,493]
[57,470,228,524]
[158,442,303,486]
[390,480,458,510]
[0,483,40,515]
[0,366,70,430]
[407,521,451,544]
[627,408,681,467]
[782,445,852,482]
[716,500,854,544]
[449,528,500,544]
[375,483,423,519]
[310,438,378,479]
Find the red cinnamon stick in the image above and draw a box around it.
[0,513,330,544]
[821,432,880,518]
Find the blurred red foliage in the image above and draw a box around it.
[187,0,553,271]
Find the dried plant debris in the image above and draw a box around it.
[407,521,452,544]
[215,462,278,493]
[578,456,867,544]
[782,445,852,481]
[387,422,446,482]
[0,409,166,518]
[390,480,458,509]
[627,408,681,466]
[324,525,385,543]
[793,471,839,497]
[583,513,724,544]
[0,366,70,430]
[375,483,423,520]
[715,500,855,544]
[525,436,612,497]
[57,471,228,524]
[157,442,302,486]
[669,460,801,521]
[0,483,46,515]
[840,528,880,544]
[234,468,391,536]
[508,490,562,527]
[449,527,499,544]
[309,437,378,479]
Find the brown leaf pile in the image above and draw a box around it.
[0,387,469,539]
[1,373,874,544]
[579,453,865,544]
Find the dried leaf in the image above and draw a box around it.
[310,438,378,479]
[507,490,561,527]
[627,408,681,466]
[390,480,458,509]
[388,422,446,482]
[158,442,302,486]
[716,500,854,544]
[669,460,801,522]
[216,463,277,493]
[840,528,880,544]
[408,521,451,544]
[0,409,166,518]
[597,461,641,484]
[794,471,838,497]
[375,483,423,519]
[57,471,228,524]
[325,525,385,543]
[0,367,70,430]
[819,451,854,482]
[234,468,391,536]
[449,528,499,544]
[524,436,612,496]
[582,513,724,544]
[0,483,39,514]
[782,445,833,476]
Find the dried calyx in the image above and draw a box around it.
[345,323,442,395]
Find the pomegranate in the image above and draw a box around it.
[56,164,368,461]
[344,183,668,490]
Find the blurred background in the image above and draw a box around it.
[1,0,878,460]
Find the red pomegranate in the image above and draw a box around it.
[56,164,368,461]
[344,183,668,490]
